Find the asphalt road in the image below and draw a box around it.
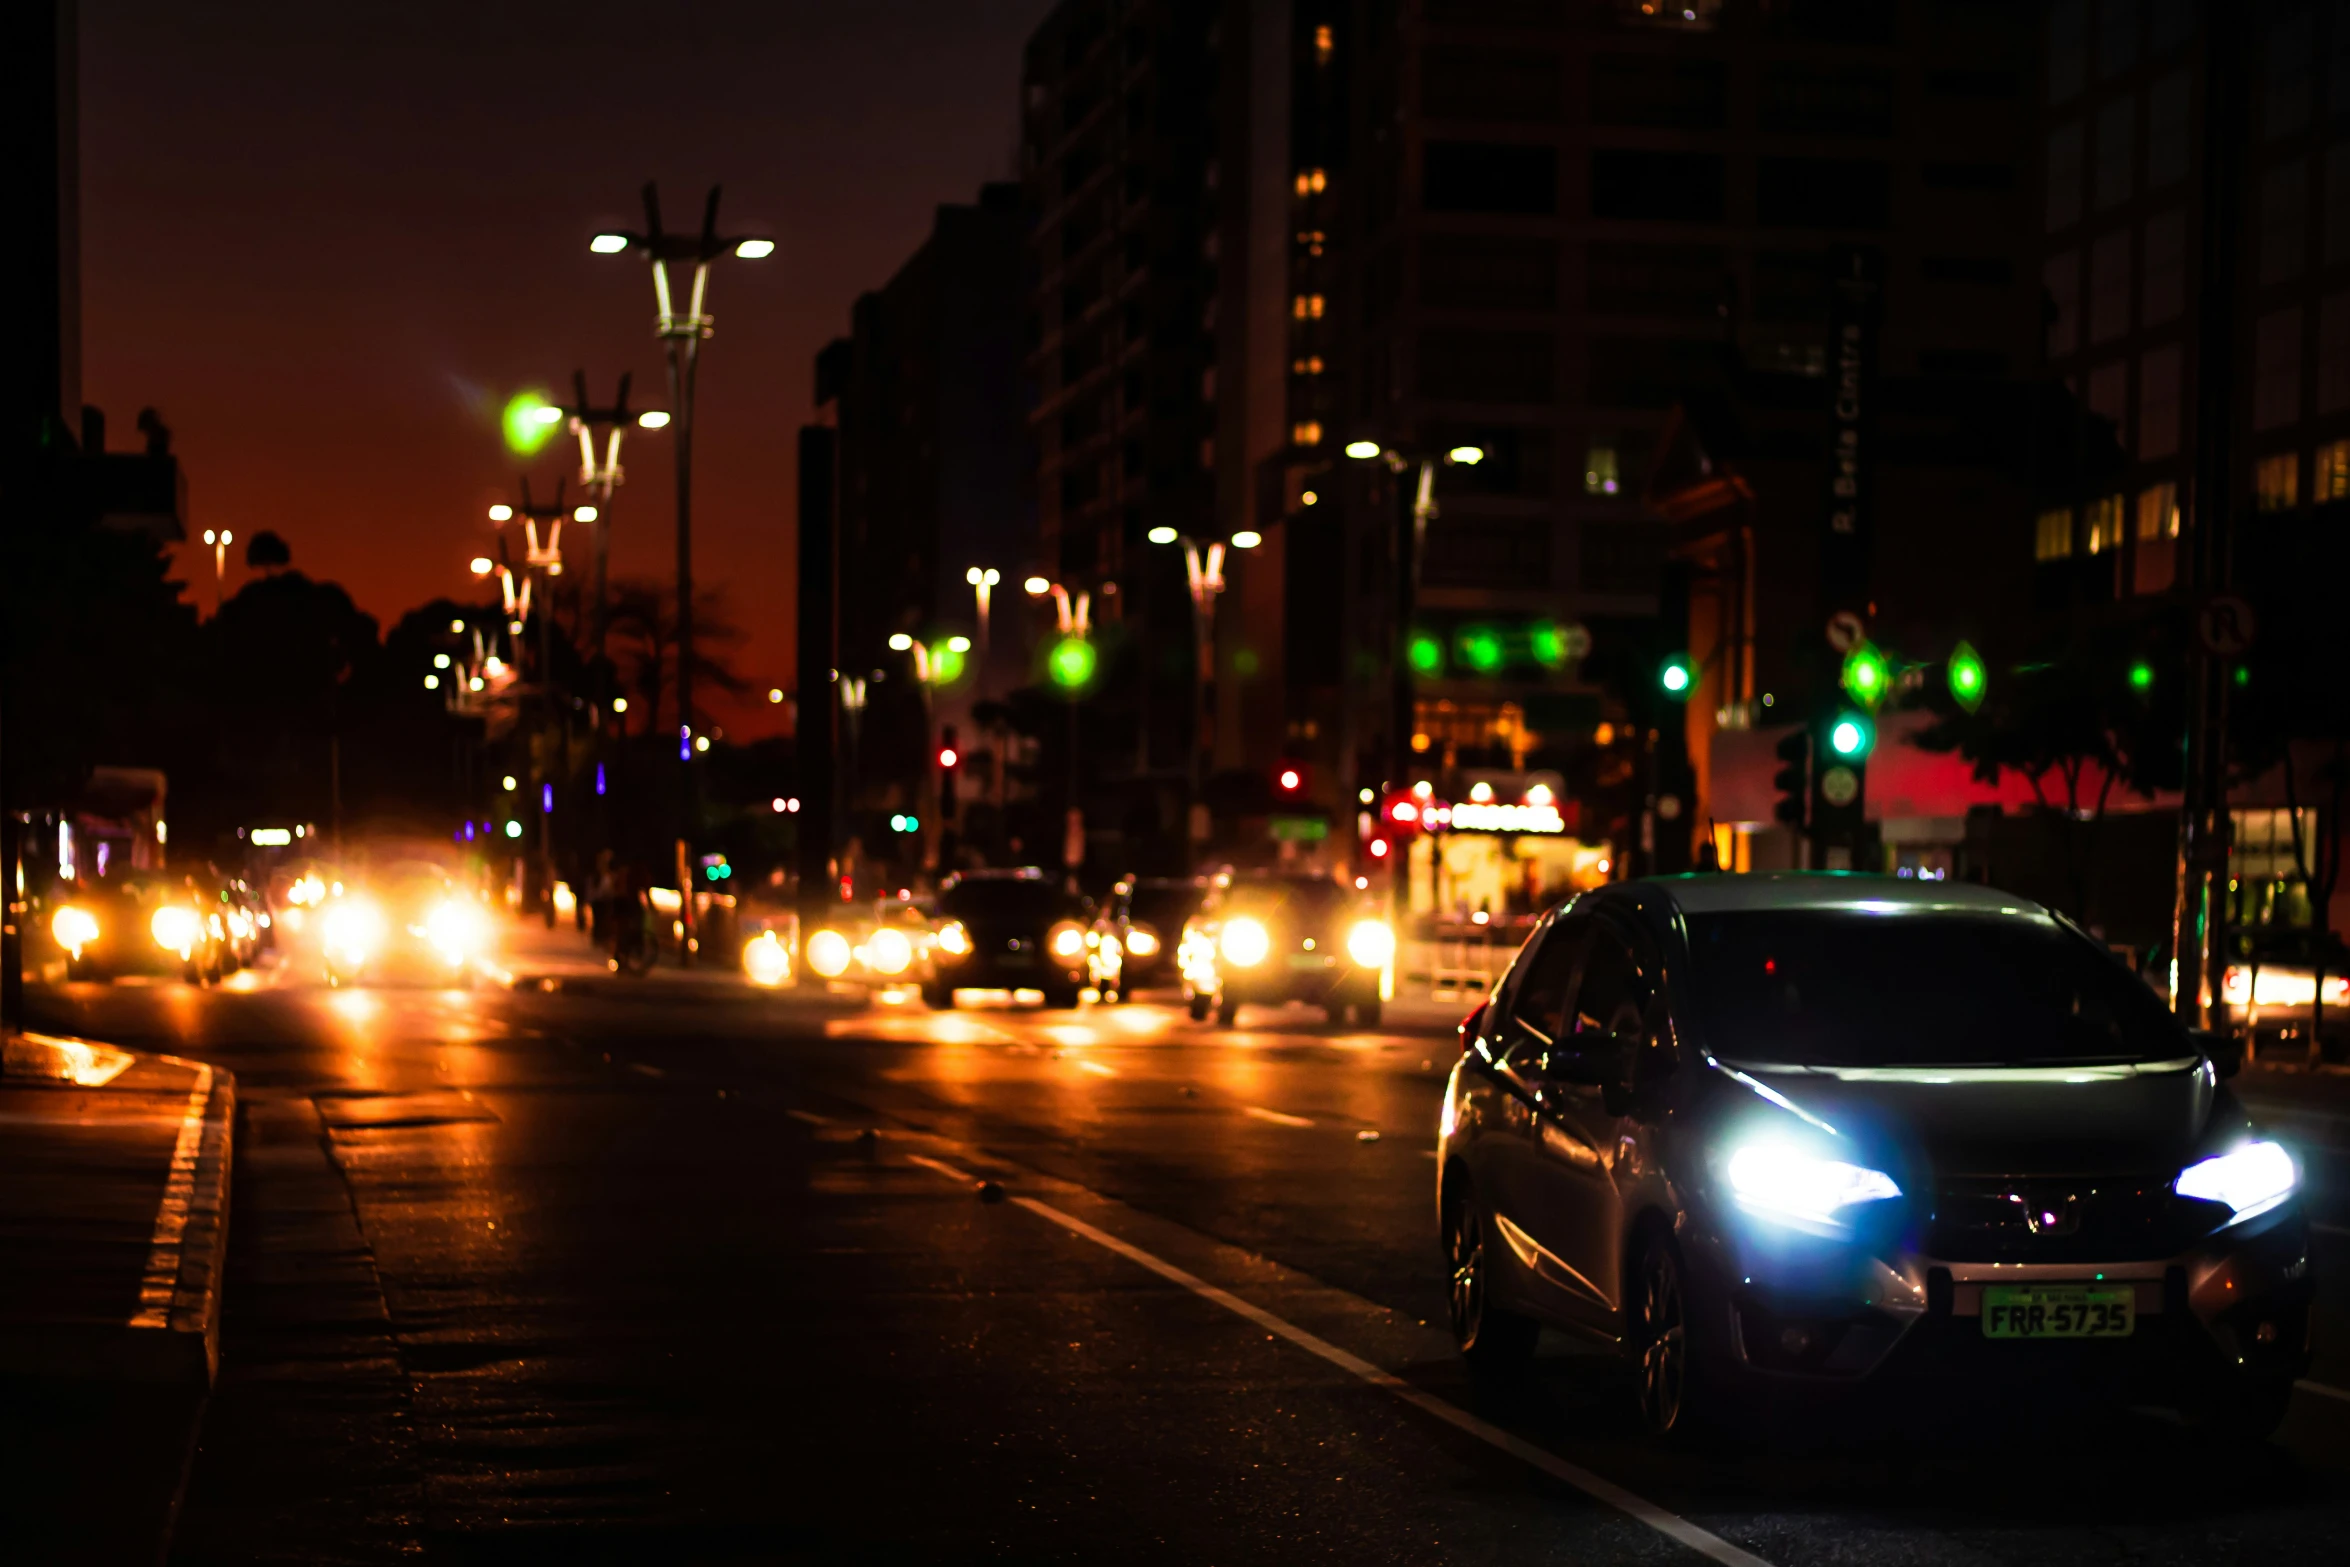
[27,957,2350,1565]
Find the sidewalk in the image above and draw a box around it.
[1,1029,237,1562]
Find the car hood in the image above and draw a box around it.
[1723,1056,2216,1179]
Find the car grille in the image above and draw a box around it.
[1924,1176,2200,1263]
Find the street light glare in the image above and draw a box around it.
[612,697,629,713]
[1147,525,1179,544]
[1024,575,1051,596]
[888,632,914,651]
[532,404,564,426]
[946,635,971,653]
[488,503,513,522]
[1231,529,1263,549]
[1345,440,1382,460]
[768,687,785,703]
[734,237,776,259]
[1448,445,1485,466]
[574,505,598,522]
[590,232,630,254]
[469,556,494,576]
[637,410,672,429]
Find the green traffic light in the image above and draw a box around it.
[1528,622,1567,669]
[1659,656,1693,698]
[1457,628,1504,673]
[2233,664,2250,687]
[1841,643,1889,709]
[927,644,967,685]
[1827,714,1874,759]
[1407,633,1444,675]
[501,390,562,456]
[1948,640,1986,714]
[2128,661,2154,692]
[1048,635,1097,690]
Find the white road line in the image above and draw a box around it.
[786,1109,832,1126]
[1242,1105,1313,1128]
[626,1061,666,1078]
[2313,1221,2350,1237]
[1002,1190,1773,1567]
[1075,1059,1118,1077]
[130,1063,215,1330]
[907,1153,976,1183]
[2298,1378,2350,1405]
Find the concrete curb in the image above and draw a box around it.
[0,1034,235,1390]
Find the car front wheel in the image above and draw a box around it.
[1630,1233,1700,1439]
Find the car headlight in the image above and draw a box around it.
[2176,1140,2297,1223]
[152,905,201,954]
[1724,1141,1901,1233]
[866,926,914,976]
[1050,922,1086,960]
[1346,918,1394,968]
[936,920,971,957]
[53,905,100,954]
[1123,925,1160,958]
[744,931,791,986]
[805,928,852,979]
[425,901,482,961]
[1220,917,1270,967]
[322,900,382,964]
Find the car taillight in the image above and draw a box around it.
[1457,1001,1487,1056]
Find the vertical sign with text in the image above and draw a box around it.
[1822,245,1882,623]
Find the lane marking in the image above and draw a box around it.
[999,1187,1772,1567]
[1242,1105,1313,1128]
[130,1063,215,1330]
[786,1109,832,1126]
[626,1061,666,1078]
[1075,1059,1118,1077]
[2298,1379,2350,1405]
[907,1153,977,1183]
[2313,1221,2350,1237]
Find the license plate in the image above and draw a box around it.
[1286,954,1332,970]
[1982,1284,2134,1339]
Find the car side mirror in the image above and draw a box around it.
[2190,1027,2242,1080]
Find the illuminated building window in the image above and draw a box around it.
[2317,439,2350,501]
[1293,168,1328,197]
[1292,294,1326,320]
[1292,421,1324,447]
[2135,482,2179,540]
[1584,439,1620,495]
[1290,355,1326,376]
[2255,450,2301,510]
[1314,24,1333,63]
[1297,229,1327,256]
[2084,494,2124,554]
[2034,506,2075,561]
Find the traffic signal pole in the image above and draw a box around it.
[795,426,837,950]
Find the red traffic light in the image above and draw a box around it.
[1368,837,1391,859]
[1277,766,1303,792]
[938,747,959,769]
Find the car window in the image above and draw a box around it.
[1685,909,2186,1067]
[938,879,1074,922]
[1506,917,1586,1050]
[1567,928,1647,1045]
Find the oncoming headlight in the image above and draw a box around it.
[425,901,482,962]
[805,928,852,979]
[1723,1141,1900,1234]
[866,926,914,976]
[52,905,99,954]
[744,931,791,986]
[322,900,383,964]
[1219,917,1270,968]
[1050,922,1086,960]
[1346,919,1394,968]
[2176,1140,2297,1223]
[936,920,971,957]
[1123,926,1160,958]
[151,905,201,955]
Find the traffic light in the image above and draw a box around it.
[1772,728,1810,829]
[1659,654,1694,699]
[1841,643,1889,710]
[1825,712,1875,760]
[1048,635,1096,689]
[2127,660,2154,694]
[1947,640,1987,713]
[938,725,959,810]
[1811,711,1872,857]
[1276,764,1305,795]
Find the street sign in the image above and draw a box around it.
[1826,610,1867,652]
[2195,593,2257,657]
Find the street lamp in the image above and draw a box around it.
[199,528,234,608]
[1343,438,1484,923]
[1145,532,1231,856]
[965,566,1000,687]
[592,183,771,964]
[565,369,668,667]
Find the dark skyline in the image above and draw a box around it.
[76,0,1054,736]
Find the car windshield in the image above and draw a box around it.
[1224,880,1354,924]
[1685,909,2185,1068]
[939,879,1074,923]
[1129,884,1204,928]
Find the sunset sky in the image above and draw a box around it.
[78,0,1052,738]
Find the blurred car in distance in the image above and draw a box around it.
[1089,874,1206,1001]
[1178,873,1391,1027]
[921,868,1091,1008]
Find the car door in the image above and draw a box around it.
[1474,913,1610,1324]
[1522,916,1661,1335]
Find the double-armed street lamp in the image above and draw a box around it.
[1142,525,1260,854]
[964,567,1000,688]
[199,527,234,610]
[564,369,671,666]
[1342,438,1483,922]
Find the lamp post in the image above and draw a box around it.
[964,566,999,690]
[199,528,234,610]
[1144,527,1250,858]
[565,370,671,667]
[593,184,772,964]
[1343,439,1483,925]
[480,489,585,926]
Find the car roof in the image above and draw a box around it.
[1622,871,2048,920]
